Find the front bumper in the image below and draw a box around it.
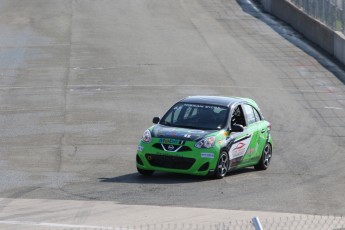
[136,140,220,176]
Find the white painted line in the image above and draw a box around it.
[0,83,341,94]
[66,84,334,93]
[0,220,133,230]
[324,106,343,110]
[0,86,58,90]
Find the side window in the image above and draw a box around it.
[242,104,256,125]
[231,105,246,127]
[252,108,261,122]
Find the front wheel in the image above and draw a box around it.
[137,167,154,176]
[254,143,272,170]
[214,151,229,179]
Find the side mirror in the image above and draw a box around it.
[152,117,160,124]
[231,124,244,132]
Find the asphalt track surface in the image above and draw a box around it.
[1,0,345,220]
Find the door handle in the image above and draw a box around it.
[261,129,266,133]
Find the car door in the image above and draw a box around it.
[252,106,269,158]
[228,104,259,168]
[240,104,261,165]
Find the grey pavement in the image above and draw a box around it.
[0,0,345,228]
[0,198,344,230]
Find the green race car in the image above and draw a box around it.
[136,96,273,179]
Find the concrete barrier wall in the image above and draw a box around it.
[258,0,345,66]
[260,0,271,13]
[334,32,345,64]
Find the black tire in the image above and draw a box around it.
[137,167,154,176]
[254,143,272,170]
[214,151,229,179]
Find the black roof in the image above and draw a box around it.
[180,96,244,107]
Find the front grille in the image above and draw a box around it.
[152,143,164,150]
[145,154,195,170]
[152,143,192,152]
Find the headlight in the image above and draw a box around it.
[195,136,216,149]
[142,129,152,143]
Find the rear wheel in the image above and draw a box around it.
[254,143,272,170]
[137,167,154,176]
[214,151,229,179]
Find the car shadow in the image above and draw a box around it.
[228,167,256,176]
[99,167,257,184]
[99,172,207,184]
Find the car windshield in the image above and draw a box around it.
[160,103,229,130]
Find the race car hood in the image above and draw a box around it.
[151,125,216,141]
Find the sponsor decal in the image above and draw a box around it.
[201,153,214,158]
[184,104,205,108]
[229,134,252,160]
[184,104,223,110]
[158,138,183,145]
[231,142,247,159]
[167,145,175,151]
[234,142,245,150]
[158,128,196,139]
[137,146,144,152]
